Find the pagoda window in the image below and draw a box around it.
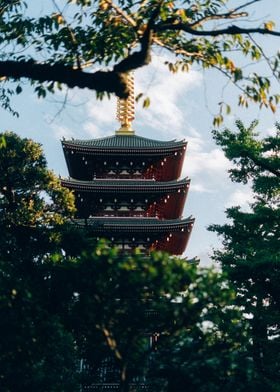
[119,206,129,211]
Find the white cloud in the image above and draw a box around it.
[86,97,116,126]
[50,124,75,140]
[134,56,202,137]
[78,55,203,141]
[266,126,277,136]
[191,183,213,193]
[83,95,118,137]
[183,146,231,177]
[225,188,254,210]
[83,122,106,139]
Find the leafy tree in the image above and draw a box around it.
[54,240,250,392]
[210,121,280,390]
[0,131,78,392]
[0,1,280,120]
[142,265,253,392]
[0,134,251,392]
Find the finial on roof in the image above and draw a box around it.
[116,73,135,135]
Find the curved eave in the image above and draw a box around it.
[154,229,192,255]
[72,217,194,232]
[61,178,190,193]
[61,140,187,155]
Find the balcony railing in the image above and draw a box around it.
[83,383,152,391]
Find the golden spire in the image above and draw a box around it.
[116,73,135,135]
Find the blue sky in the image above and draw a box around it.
[1,1,280,265]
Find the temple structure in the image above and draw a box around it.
[60,74,195,390]
[61,74,194,255]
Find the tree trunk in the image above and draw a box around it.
[119,364,129,392]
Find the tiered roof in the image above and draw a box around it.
[61,86,193,255]
[62,134,187,152]
[74,216,194,230]
[61,177,190,192]
[73,217,194,255]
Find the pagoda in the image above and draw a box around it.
[61,74,194,255]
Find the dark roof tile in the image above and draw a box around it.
[62,134,186,150]
[72,216,194,231]
[61,177,190,191]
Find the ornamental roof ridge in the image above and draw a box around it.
[61,134,187,149]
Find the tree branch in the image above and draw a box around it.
[155,23,280,37]
[244,152,280,177]
[189,11,248,29]
[0,3,162,96]
[0,60,129,97]
[113,1,162,73]
[233,0,263,13]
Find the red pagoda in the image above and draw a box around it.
[61,75,194,255]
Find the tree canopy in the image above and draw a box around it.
[0,131,78,392]
[210,121,280,390]
[0,131,254,392]
[0,0,280,119]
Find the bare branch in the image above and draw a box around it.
[189,11,248,29]
[233,0,263,13]
[248,34,280,84]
